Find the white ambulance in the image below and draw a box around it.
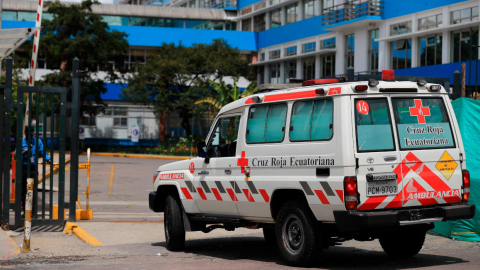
[149,71,475,266]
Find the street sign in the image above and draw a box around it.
[132,125,139,143]
[79,126,85,140]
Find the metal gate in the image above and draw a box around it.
[0,57,80,228]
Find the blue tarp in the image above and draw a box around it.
[433,98,480,241]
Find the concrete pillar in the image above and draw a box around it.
[335,32,345,76]
[195,0,199,8]
[250,17,254,31]
[378,22,388,70]
[315,0,321,16]
[238,19,242,31]
[442,6,450,63]
[298,0,304,21]
[280,61,285,83]
[266,11,271,30]
[315,54,321,79]
[296,58,303,79]
[354,28,368,73]
[281,6,286,26]
[411,14,418,68]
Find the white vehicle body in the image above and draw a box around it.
[149,77,475,265]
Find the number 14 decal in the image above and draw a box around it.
[356,100,369,115]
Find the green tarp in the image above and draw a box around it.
[432,98,480,241]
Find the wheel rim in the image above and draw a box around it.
[282,214,304,255]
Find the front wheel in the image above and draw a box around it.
[164,194,186,251]
[379,230,426,259]
[275,201,321,266]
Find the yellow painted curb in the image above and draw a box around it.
[38,157,72,185]
[82,152,191,160]
[63,222,102,246]
[2,231,21,258]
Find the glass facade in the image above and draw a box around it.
[452,28,479,62]
[419,35,442,66]
[418,14,443,31]
[271,8,282,29]
[285,60,297,83]
[254,14,266,32]
[242,18,252,31]
[285,46,297,56]
[369,29,379,72]
[391,39,412,69]
[390,21,412,36]
[345,34,354,71]
[303,42,316,53]
[320,37,336,49]
[285,3,298,24]
[270,63,281,83]
[451,7,479,24]
[304,0,318,19]
[303,57,315,80]
[321,54,335,78]
[269,49,281,60]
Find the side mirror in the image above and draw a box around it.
[197,141,206,158]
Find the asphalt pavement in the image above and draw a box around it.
[1,155,479,269]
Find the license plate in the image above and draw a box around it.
[367,180,398,197]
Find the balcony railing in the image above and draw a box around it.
[322,0,383,26]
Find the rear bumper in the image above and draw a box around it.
[333,203,475,232]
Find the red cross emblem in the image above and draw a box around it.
[189,162,195,174]
[409,99,430,124]
[237,151,249,174]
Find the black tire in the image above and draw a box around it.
[379,230,426,259]
[263,227,276,245]
[164,194,186,251]
[275,200,321,266]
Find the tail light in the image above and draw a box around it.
[353,85,368,91]
[153,171,160,184]
[462,170,470,202]
[344,176,358,210]
[315,88,325,95]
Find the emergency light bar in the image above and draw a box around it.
[302,78,339,86]
[382,70,395,81]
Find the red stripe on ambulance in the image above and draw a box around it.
[181,187,193,200]
[211,188,223,201]
[259,189,270,202]
[197,188,207,200]
[314,190,330,204]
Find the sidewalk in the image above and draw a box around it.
[84,152,191,160]
[1,230,20,261]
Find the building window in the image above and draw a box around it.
[285,3,298,24]
[419,35,442,66]
[254,14,266,32]
[303,57,315,80]
[246,104,287,144]
[269,49,281,60]
[260,52,265,61]
[304,0,318,19]
[321,54,335,78]
[452,28,479,62]
[242,18,252,31]
[225,21,237,30]
[270,63,281,83]
[285,46,297,56]
[391,39,412,69]
[271,8,282,29]
[418,14,443,31]
[285,60,297,83]
[369,29,379,72]
[83,115,96,126]
[107,107,128,127]
[290,99,333,141]
[302,42,316,53]
[258,66,265,84]
[451,7,479,24]
[390,21,412,36]
[320,37,336,49]
[345,34,354,71]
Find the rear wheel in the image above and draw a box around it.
[379,230,426,259]
[164,194,185,251]
[275,201,321,266]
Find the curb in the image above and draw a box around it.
[38,157,71,185]
[83,152,192,160]
[64,222,102,246]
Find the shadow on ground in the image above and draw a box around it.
[152,236,468,269]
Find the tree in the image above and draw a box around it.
[195,78,259,115]
[122,39,251,142]
[35,0,129,120]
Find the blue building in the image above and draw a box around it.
[2,0,479,140]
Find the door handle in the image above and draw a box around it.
[384,155,397,162]
[225,169,232,174]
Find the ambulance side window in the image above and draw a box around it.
[290,99,333,141]
[207,116,241,157]
[246,103,287,143]
[355,98,395,152]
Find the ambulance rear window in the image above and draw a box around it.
[355,98,395,152]
[392,97,455,149]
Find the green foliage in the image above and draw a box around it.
[122,39,251,139]
[36,0,129,117]
[195,78,259,112]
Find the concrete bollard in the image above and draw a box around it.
[86,148,91,211]
[23,178,34,252]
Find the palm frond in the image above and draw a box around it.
[194,97,223,110]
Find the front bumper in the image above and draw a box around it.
[149,191,163,212]
[334,203,475,232]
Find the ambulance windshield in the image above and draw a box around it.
[392,97,455,150]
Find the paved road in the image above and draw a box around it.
[3,155,480,269]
